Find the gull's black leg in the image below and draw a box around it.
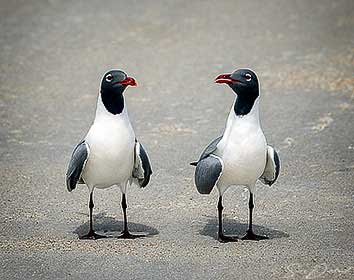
[80,191,106,240]
[241,192,268,241]
[118,193,144,239]
[218,196,238,243]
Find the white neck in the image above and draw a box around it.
[94,93,130,123]
[231,96,260,122]
[223,96,261,138]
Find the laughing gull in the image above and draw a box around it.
[66,70,152,239]
[191,69,280,242]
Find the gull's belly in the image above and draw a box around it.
[217,133,267,187]
[83,142,134,188]
[82,122,135,188]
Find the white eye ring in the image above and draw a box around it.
[245,73,252,81]
[105,74,113,82]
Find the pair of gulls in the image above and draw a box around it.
[66,68,280,242]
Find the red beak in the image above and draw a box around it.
[214,73,237,84]
[119,76,137,87]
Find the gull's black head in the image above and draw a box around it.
[215,68,259,116]
[100,70,137,115]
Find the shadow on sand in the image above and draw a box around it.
[200,217,289,240]
[73,212,159,239]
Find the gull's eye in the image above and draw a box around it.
[105,74,113,82]
[245,73,252,82]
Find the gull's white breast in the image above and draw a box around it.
[215,100,267,193]
[82,109,135,189]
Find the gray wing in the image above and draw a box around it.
[132,140,152,188]
[259,145,280,186]
[190,135,223,166]
[66,140,89,192]
[195,155,223,194]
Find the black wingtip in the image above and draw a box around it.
[138,170,152,188]
[190,161,198,166]
[66,177,76,192]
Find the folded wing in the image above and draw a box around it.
[132,140,153,188]
[259,145,280,186]
[190,135,223,166]
[66,140,89,192]
[195,155,223,194]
